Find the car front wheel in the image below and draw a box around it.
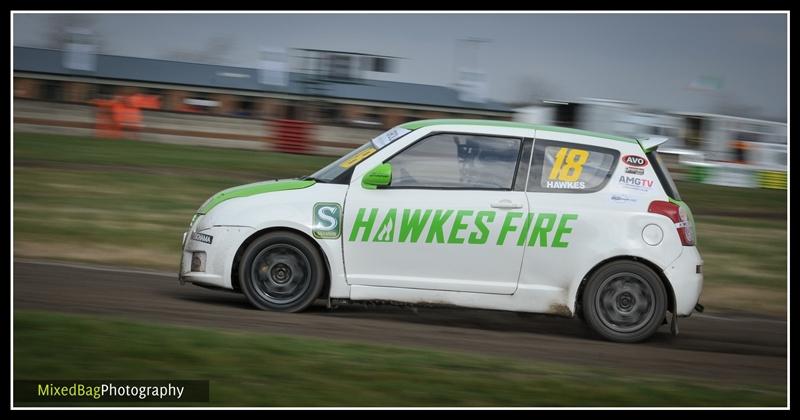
[582,260,667,343]
[239,231,325,312]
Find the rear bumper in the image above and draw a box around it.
[664,246,704,316]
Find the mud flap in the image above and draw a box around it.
[670,311,679,336]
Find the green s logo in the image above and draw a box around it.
[313,203,342,239]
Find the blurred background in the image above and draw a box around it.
[12,12,788,407]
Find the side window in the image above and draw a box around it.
[528,139,619,193]
[388,133,522,190]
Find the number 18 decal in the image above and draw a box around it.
[548,148,589,181]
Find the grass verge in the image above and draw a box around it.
[13,311,785,407]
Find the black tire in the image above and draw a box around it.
[582,260,667,343]
[239,231,325,312]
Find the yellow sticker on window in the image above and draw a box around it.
[339,147,377,169]
[548,147,589,182]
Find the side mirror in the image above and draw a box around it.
[361,163,392,189]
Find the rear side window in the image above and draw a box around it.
[647,151,682,200]
[388,133,522,190]
[528,139,619,193]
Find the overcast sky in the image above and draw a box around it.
[13,13,788,121]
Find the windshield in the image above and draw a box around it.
[308,126,412,183]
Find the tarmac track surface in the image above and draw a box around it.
[14,260,787,387]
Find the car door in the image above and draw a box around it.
[518,130,624,300]
[342,132,530,295]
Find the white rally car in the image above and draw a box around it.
[179,119,703,343]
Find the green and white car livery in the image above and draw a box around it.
[179,119,703,343]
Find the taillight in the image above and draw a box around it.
[648,200,695,246]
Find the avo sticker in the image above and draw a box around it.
[621,155,648,167]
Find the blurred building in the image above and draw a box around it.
[514,98,787,189]
[514,99,787,168]
[13,46,513,129]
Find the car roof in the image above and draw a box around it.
[399,119,639,144]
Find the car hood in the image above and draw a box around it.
[197,178,316,215]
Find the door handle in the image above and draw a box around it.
[490,200,523,209]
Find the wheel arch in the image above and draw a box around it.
[574,255,676,319]
[230,226,332,298]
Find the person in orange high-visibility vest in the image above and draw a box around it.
[145,94,161,110]
[108,96,128,139]
[91,98,115,138]
[122,94,143,139]
[730,140,748,164]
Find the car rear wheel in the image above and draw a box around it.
[582,260,667,343]
[239,231,325,312]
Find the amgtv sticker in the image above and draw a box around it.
[618,175,654,191]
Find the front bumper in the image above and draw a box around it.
[178,225,255,289]
[663,246,704,316]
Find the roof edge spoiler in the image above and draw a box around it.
[636,136,670,153]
